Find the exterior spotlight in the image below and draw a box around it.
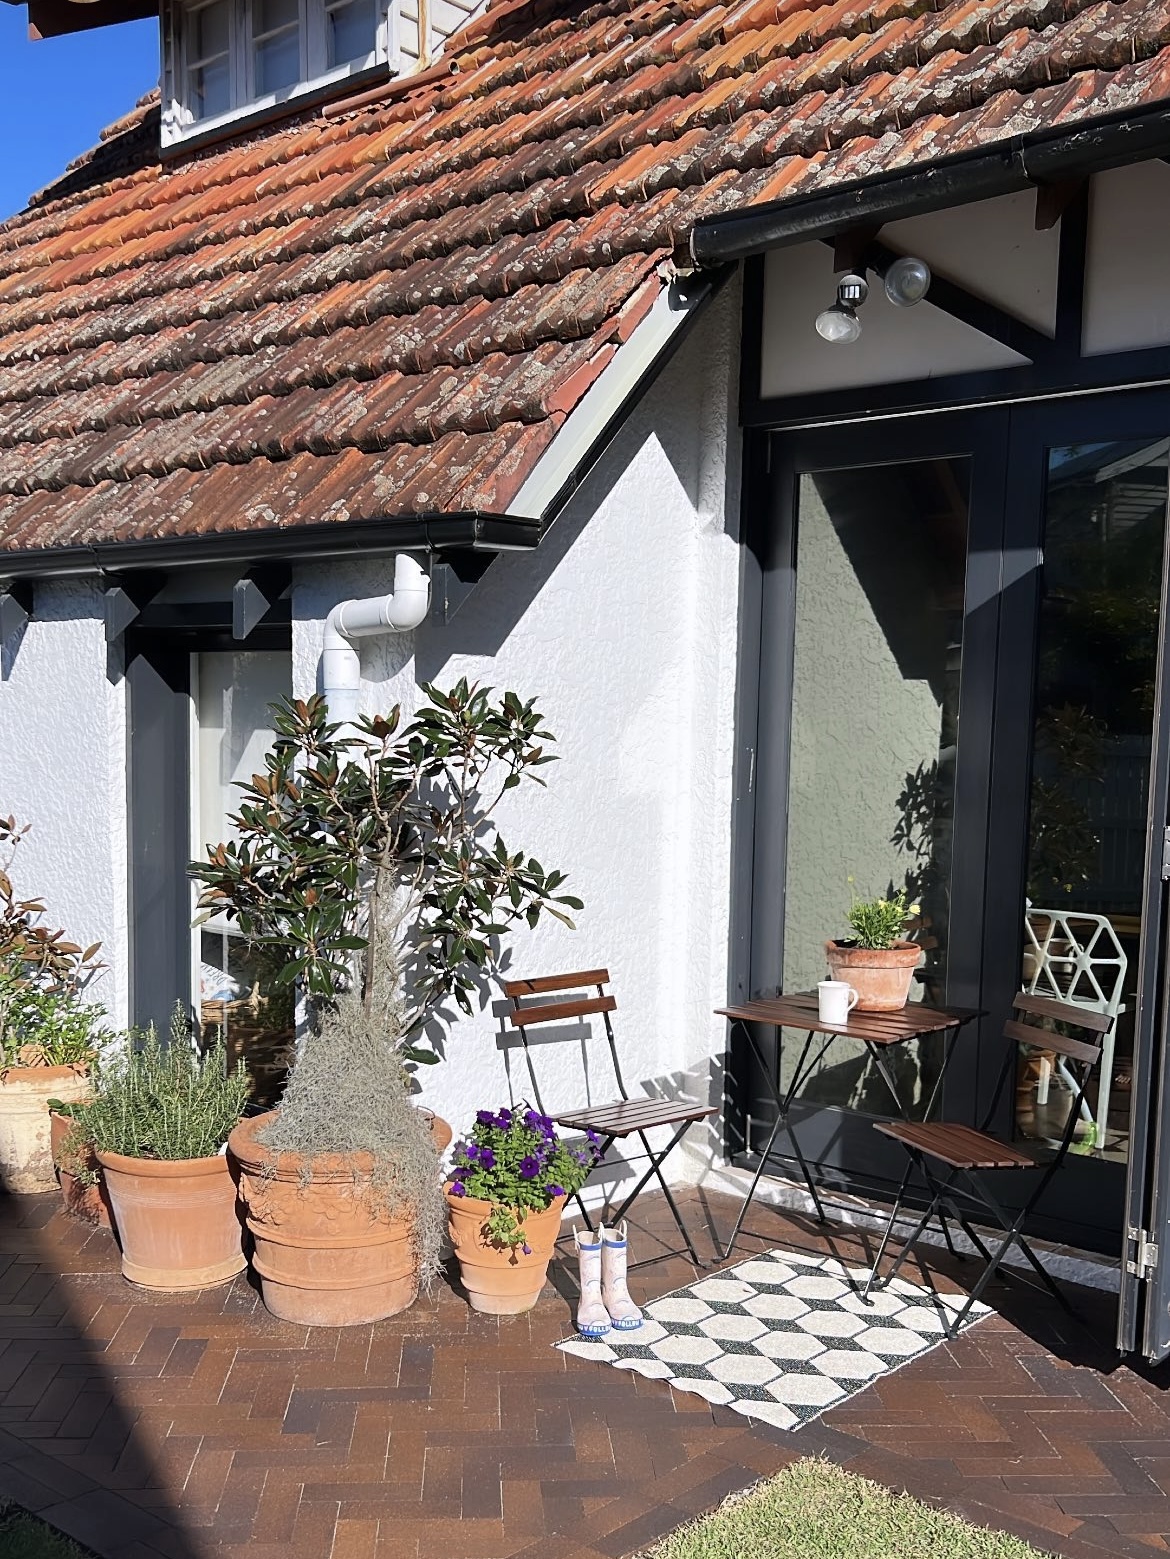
[815,272,868,344]
[883,254,931,307]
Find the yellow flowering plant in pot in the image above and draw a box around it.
[826,884,922,1013]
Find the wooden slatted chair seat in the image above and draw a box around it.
[502,969,716,1266]
[875,1120,1035,1171]
[864,992,1111,1335]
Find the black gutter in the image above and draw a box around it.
[690,96,1170,267]
[0,510,539,581]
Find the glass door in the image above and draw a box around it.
[192,649,293,1105]
[749,413,1008,1187]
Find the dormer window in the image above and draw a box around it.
[162,0,389,146]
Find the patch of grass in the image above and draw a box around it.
[0,1503,93,1559]
[644,1459,1053,1559]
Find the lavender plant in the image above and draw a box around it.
[448,1106,602,1249]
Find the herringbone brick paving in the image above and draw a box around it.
[1,1183,1168,1559]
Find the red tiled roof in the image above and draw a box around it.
[2,0,1170,559]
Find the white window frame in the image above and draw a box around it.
[161,0,390,147]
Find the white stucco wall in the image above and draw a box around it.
[0,580,129,1029]
[292,285,743,1191]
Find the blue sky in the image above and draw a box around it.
[0,11,160,220]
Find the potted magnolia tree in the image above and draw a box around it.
[0,817,107,1194]
[191,682,581,1327]
[826,885,922,1012]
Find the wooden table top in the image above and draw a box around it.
[716,991,983,1046]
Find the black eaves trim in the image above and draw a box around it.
[689,96,1170,266]
[0,511,541,581]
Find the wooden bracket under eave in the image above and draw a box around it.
[233,564,291,640]
[1035,179,1087,232]
[832,225,883,273]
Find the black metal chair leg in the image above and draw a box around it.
[718,1109,787,1262]
[606,1122,707,1266]
[861,1159,915,1301]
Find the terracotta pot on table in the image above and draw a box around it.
[447,1192,565,1315]
[825,939,922,1013]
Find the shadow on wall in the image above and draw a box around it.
[414,294,738,684]
[0,1182,205,1558]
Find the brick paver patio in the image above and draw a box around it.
[1,1181,1168,1559]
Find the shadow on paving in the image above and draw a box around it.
[0,1180,204,1559]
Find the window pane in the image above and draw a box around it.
[255,28,300,92]
[254,0,298,33]
[779,459,970,1118]
[327,0,377,66]
[192,0,230,59]
[1016,440,1169,1163]
[191,57,231,118]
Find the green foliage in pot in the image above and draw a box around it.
[842,883,919,952]
[0,817,108,1071]
[188,681,583,1288]
[77,1007,249,1163]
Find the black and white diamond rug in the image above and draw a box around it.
[556,1248,989,1431]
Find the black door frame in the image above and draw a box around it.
[125,604,291,1038]
[732,386,1170,1258]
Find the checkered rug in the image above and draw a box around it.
[556,1248,990,1431]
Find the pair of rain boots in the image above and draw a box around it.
[574,1222,643,1337]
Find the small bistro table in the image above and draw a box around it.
[715,991,983,1261]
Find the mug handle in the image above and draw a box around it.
[846,987,859,1012]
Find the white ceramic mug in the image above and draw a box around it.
[818,979,859,1026]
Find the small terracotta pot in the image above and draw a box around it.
[49,1111,112,1228]
[229,1110,438,1327]
[417,1107,453,1155]
[825,940,921,1013]
[0,1064,91,1193]
[447,1193,565,1315]
[96,1147,246,1290]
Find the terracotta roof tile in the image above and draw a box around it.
[0,0,1164,554]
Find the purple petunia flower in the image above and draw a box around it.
[477,1147,496,1170]
[522,1244,532,1256]
[523,1109,543,1129]
[450,1181,466,1197]
[476,1109,495,1125]
[519,1155,541,1179]
[586,1129,601,1146]
[462,1144,479,1161]
[574,1149,590,1166]
[496,1108,513,1130]
[547,1185,565,1199]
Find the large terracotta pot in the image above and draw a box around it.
[825,939,921,1013]
[0,1065,91,1193]
[96,1147,245,1290]
[49,1110,112,1227]
[447,1193,565,1315]
[230,1110,436,1327]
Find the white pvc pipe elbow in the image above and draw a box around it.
[322,553,431,722]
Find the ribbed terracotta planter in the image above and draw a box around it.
[49,1110,111,1227]
[96,1147,245,1290]
[228,1108,449,1327]
[825,939,921,1012]
[0,1064,91,1193]
[447,1193,565,1315]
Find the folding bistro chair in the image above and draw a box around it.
[503,969,718,1267]
[863,993,1111,1334]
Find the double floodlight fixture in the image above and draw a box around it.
[814,254,932,344]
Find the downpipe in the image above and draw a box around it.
[321,553,431,721]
